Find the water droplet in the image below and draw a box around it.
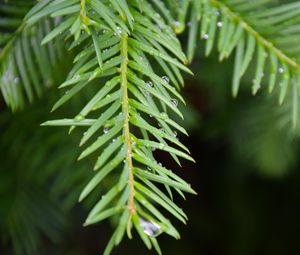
[214,9,220,16]
[139,217,162,237]
[278,67,284,74]
[114,26,122,36]
[202,34,209,40]
[162,76,169,83]
[14,77,19,84]
[147,167,152,171]
[172,131,177,137]
[174,20,185,33]
[103,127,109,134]
[175,21,180,28]
[102,48,108,53]
[217,22,223,28]
[139,55,144,61]
[156,24,163,31]
[143,89,150,97]
[171,99,178,107]
[146,81,153,87]
[158,162,162,167]
[112,138,116,143]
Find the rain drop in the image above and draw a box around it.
[174,20,185,33]
[14,77,19,84]
[156,24,163,31]
[139,217,162,237]
[213,8,220,16]
[278,67,284,74]
[172,131,177,138]
[171,99,178,107]
[202,34,209,40]
[143,89,150,97]
[159,128,165,133]
[103,127,109,134]
[146,81,153,87]
[114,26,122,36]
[162,76,169,83]
[217,22,223,28]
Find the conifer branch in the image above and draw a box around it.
[120,32,136,215]
[210,0,300,71]
[3,1,300,254]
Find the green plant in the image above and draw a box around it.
[1,0,300,254]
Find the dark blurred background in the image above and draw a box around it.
[1,47,300,255]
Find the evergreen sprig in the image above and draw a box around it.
[2,0,300,254]
[186,0,300,127]
[37,0,195,254]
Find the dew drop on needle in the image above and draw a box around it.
[139,217,162,237]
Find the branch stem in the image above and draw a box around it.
[120,33,136,215]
